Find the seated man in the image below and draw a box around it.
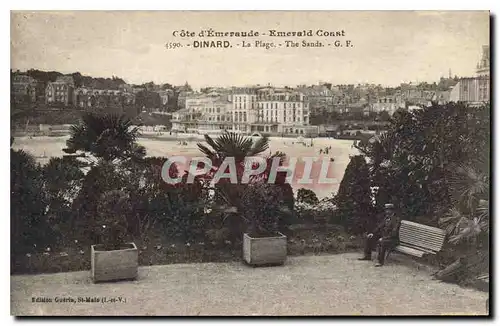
[358,203,400,267]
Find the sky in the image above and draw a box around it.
[11,11,490,89]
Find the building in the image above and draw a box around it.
[171,94,232,133]
[171,86,318,136]
[45,76,75,106]
[73,87,135,112]
[433,90,452,105]
[171,108,200,132]
[231,87,258,133]
[11,75,37,104]
[119,84,134,93]
[175,82,194,109]
[399,85,436,107]
[296,83,336,113]
[176,90,193,109]
[449,45,490,105]
[449,76,490,104]
[158,89,174,106]
[197,97,233,133]
[476,45,490,77]
[251,87,317,136]
[370,95,405,115]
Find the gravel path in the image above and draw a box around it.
[11,253,488,316]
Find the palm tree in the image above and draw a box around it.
[196,132,269,211]
[441,162,489,244]
[197,132,269,166]
[196,132,291,235]
[436,161,489,283]
[64,112,146,164]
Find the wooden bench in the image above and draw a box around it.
[387,220,446,259]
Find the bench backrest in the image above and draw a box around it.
[399,220,446,253]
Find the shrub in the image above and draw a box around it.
[333,155,375,234]
[42,157,85,241]
[71,161,129,244]
[297,188,319,205]
[127,157,208,243]
[295,198,336,225]
[94,190,132,250]
[240,183,291,236]
[11,149,56,255]
[356,103,490,221]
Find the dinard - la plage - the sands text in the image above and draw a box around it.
[166,29,352,50]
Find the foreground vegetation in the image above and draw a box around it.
[11,103,489,289]
[11,113,359,274]
[344,102,490,285]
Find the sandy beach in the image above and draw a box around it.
[12,134,358,198]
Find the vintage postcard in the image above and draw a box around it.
[10,11,490,316]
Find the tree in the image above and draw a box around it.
[333,155,374,234]
[64,112,146,164]
[42,157,85,240]
[196,132,292,237]
[350,102,490,284]
[197,132,269,167]
[356,102,489,222]
[11,148,55,255]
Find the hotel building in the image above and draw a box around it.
[449,45,490,105]
[73,87,135,111]
[11,75,37,104]
[172,87,318,136]
[45,76,75,106]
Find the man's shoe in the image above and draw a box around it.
[358,257,371,261]
[374,263,383,267]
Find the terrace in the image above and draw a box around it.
[11,253,488,316]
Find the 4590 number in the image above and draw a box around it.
[165,42,182,49]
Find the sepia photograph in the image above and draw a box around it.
[9,10,490,316]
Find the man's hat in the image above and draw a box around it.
[385,203,394,209]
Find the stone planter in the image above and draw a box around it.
[243,232,287,266]
[91,242,138,283]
